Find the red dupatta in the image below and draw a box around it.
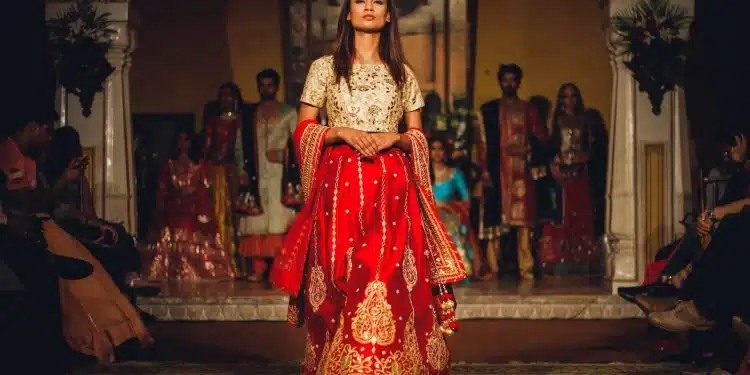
[270,122,467,298]
[403,128,467,285]
[270,119,329,297]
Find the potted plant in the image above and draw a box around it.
[48,0,117,117]
[608,0,691,115]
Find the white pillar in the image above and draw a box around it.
[605,0,694,292]
[47,1,138,233]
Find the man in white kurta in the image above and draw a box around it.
[236,69,297,281]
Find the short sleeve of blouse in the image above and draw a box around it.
[299,56,332,108]
[402,65,424,112]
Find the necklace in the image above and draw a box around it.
[256,104,279,151]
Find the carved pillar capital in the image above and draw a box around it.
[106,21,137,69]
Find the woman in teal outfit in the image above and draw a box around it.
[430,135,481,280]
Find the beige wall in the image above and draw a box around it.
[131,0,283,128]
[474,0,612,125]
[132,0,611,126]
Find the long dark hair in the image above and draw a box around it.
[333,0,408,88]
[170,129,202,164]
[46,126,83,184]
[428,132,453,182]
[549,83,586,155]
[216,82,244,112]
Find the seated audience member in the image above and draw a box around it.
[0,111,153,363]
[619,133,750,308]
[649,199,750,374]
[39,126,142,292]
[0,167,92,374]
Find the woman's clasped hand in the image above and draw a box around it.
[335,127,399,158]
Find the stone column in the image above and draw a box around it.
[605,0,694,292]
[46,1,138,233]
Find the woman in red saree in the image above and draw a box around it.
[270,1,466,373]
[144,131,235,281]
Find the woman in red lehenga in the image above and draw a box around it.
[538,83,600,276]
[270,1,467,373]
[144,131,235,281]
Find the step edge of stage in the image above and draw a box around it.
[137,294,644,321]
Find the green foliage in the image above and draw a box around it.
[47,0,117,117]
[609,0,691,115]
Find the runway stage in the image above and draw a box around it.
[131,278,665,364]
[137,277,642,322]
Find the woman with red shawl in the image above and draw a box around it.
[270,1,466,373]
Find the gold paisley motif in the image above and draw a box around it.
[426,321,450,371]
[401,314,427,374]
[308,266,326,312]
[351,281,396,346]
[303,332,317,371]
[322,316,425,375]
[402,247,418,292]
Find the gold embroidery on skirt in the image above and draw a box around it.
[303,332,317,371]
[287,302,300,327]
[402,247,418,292]
[351,281,396,346]
[322,316,425,375]
[308,265,326,312]
[401,314,427,374]
[316,330,333,375]
[426,317,450,370]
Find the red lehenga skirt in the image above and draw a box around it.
[298,145,451,374]
[272,123,469,374]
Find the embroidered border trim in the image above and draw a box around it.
[404,129,467,285]
[297,121,329,201]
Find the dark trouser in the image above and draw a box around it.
[0,229,68,374]
[681,213,750,372]
[683,213,750,322]
[56,219,140,292]
[659,224,701,276]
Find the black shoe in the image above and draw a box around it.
[48,254,93,281]
[618,283,677,303]
[618,285,646,303]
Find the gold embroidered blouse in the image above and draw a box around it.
[299,55,425,133]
